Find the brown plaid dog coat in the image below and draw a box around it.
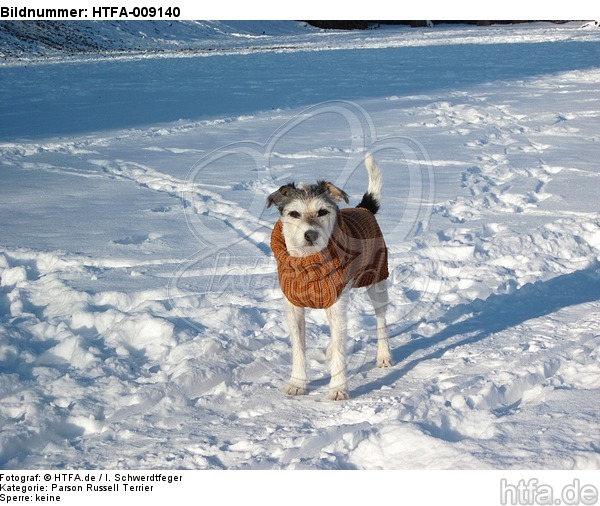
[271,207,389,309]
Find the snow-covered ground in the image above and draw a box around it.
[1,21,600,469]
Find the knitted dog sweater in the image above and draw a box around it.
[271,207,389,309]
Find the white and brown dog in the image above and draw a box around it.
[268,154,392,400]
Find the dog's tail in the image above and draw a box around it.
[356,153,382,214]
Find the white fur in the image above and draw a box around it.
[276,155,392,400]
[280,194,338,257]
[365,153,383,202]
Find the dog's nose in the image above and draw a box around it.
[304,230,319,244]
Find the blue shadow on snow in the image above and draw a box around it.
[353,263,600,398]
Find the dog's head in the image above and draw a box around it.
[267,181,349,257]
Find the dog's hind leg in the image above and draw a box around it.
[367,281,393,368]
[325,292,350,400]
[283,298,308,395]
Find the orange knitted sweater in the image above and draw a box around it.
[271,208,389,309]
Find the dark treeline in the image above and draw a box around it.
[304,21,570,30]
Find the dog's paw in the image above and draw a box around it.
[377,356,393,368]
[284,384,307,396]
[327,389,349,401]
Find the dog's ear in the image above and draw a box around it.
[267,183,296,209]
[323,182,349,203]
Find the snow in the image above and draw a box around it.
[1,21,600,470]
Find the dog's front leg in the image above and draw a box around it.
[325,292,349,400]
[284,298,308,395]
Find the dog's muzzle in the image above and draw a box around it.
[304,229,319,244]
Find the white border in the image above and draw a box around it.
[0,1,597,21]
[1,470,599,506]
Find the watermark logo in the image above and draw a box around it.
[168,100,437,384]
[500,478,599,506]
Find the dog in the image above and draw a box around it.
[267,154,392,400]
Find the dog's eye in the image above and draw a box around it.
[317,209,329,217]
[288,211,301,219]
